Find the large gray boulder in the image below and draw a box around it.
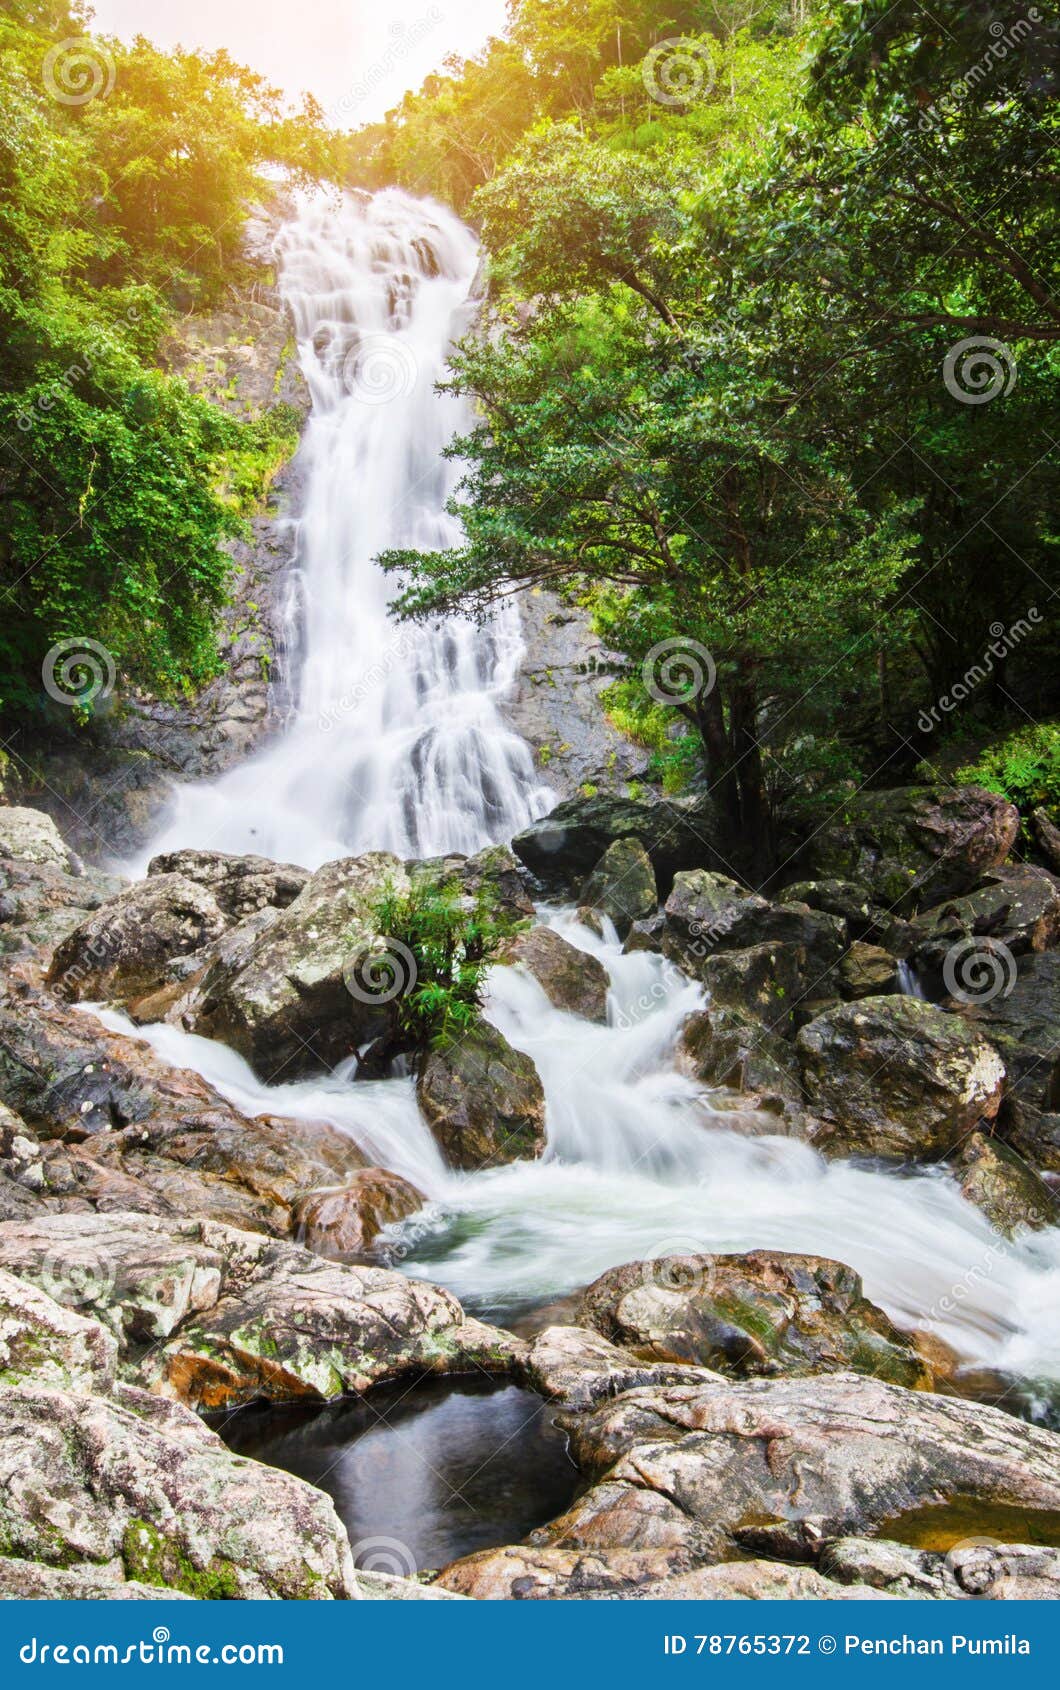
[911,864,1060,984]
[417,1016,546,1170]
[796,995,1005,1159]
[0,807,75,871]
[48,874,227,1005]
[578,1251,930,1387]
[556,1368,1060,1563]
[0,1211,521,1411]
[579,837,658,940]
[147,848,309,921]
[955,951,1060,1169]
[181,852,407,1078]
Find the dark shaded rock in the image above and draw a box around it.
[512,794,722,897]
[417,1016,546,1170]
[955,952,1060,1168]
[0,964,367,1235]
[700,941,841,1040]
[663,870,846,965]
[796,995,1005,1160]
[911,865,1060,987]
[47,874,227,1005]
[839,942,900,1000]
[0,1210,522,1410]
[675,1006,803,1104]
[579,837,657,941]
[1033,807,1060,873]
[293,1171,425,1259]
[578,1251,930,1387]
[502,926,609,1023]
[147,848,309,921]
[802,784,1019,911]
[952,1132,1060,1236]
[779,879,876,931]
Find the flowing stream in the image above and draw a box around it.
[128,189,1060,1408]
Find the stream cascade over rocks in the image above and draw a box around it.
[2,191,1060,1602]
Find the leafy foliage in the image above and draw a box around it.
[954,725,1060,824]
[370,876,527,1051]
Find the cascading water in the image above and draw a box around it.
[143,190,551,869]
[117,190,1060,1408]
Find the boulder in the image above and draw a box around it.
[47,874,227,1005]
[796,995,1005,1160]
[0,1384,355,1598]
[778,879,877,932]
[293,1170,425,1259]
[578,837,657,940]
[147,848,309,921]
[519,1324,707,1415]
[911,865,1060,986]
[951,1132,1060,1236]
[417,1016,546,1170]
[839,942,900,1000]
[663,871,846,966]
[1033,806,1060,873]
[502,926,609,1023]
[410,844,535,922]
[803,784,1019,910]
[699,941,840,1040]
[0,806,75,871]
[0,965,367,1235]
[512,794,723,897]
[181,852,408,1079]
[434,1544,903,1602]
[0,1211,522,1410]
[0,1559,195,1600]
[578,1251,930,1387]
[558,1370,1060,1562]
[820,1536,1060,1601]
[956,952,1060,1168]
[0,1266,117,1393]
[675,1006,803,1105]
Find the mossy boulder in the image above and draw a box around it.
[417,1016,546,1170]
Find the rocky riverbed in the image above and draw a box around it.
[1,781,1059,1600]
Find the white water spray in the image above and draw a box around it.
[144,190,550,869]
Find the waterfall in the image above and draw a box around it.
[143,189,551,870]
[114,191,1060,1403]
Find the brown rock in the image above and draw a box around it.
[293,1170,425,1258]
